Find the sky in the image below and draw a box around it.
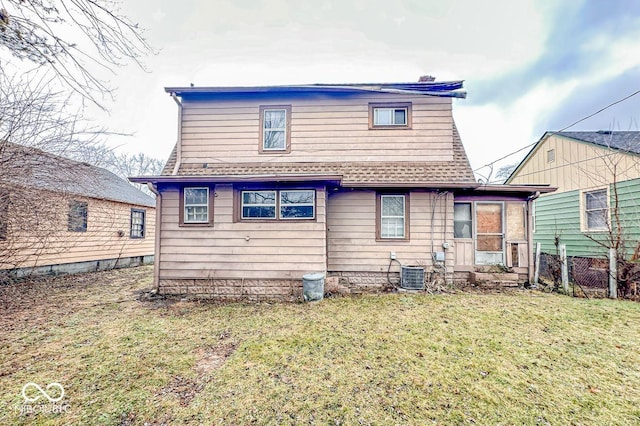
[88,0,640,181]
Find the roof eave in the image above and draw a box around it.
[129,174,344,185]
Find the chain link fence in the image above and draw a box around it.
[537,252,639,299]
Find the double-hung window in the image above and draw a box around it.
[181,187,213,225]
[240,189,315,220]
[583,189,608,231]
[369,103,411,129]
[259,105,291,153]
[378,194,408,240]
[130,209,146,238]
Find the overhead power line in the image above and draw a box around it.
[473,88,640,173]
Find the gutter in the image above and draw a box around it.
[146,182,162,292]
[170,93,182,176]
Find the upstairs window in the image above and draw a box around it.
[180,187,214,226]
[130,209,146,238]
[547,149,555,163]
[583,189,608,232]
[369,103,412,129]
[259,105,291,153]
[68,200,88,232]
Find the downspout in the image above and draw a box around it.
[171,93,183,176]
[148,182,162,292]
[526,191,540,284]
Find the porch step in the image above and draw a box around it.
[469,272,520,288]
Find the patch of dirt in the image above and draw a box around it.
[196,331,238,375]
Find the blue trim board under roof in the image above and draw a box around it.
[165,80,467,99]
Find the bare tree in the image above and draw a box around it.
[0,0,153,106]
[565,133,640,297]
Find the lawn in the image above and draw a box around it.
[1,266,639,425]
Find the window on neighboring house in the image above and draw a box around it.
[180,187,214,226]
[259,105,291,153]
[68,200,88,232]
[369,103,412,129]
[377,194,409,240]
[547,149,555,163]
[583,189,608,231]
[0,191,8,241]
[454,202,472,238]
[130,209,146,238]
[240,189,315,220]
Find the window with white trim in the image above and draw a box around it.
[380,195,406,238]
[583,189,608,231]
[184,187,210,223]
[241,189,315,220]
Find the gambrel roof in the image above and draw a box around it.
[154,122,477,188]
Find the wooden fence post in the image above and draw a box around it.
[560,244,569,293]
[533,242,541,286]
[609,248,617,299]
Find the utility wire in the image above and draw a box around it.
[473,88,640,172]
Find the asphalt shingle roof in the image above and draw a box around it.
[556,131,640,154]
[1,143,155,207]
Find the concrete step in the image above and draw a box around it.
[470,272,520,288]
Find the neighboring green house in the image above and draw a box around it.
[507,131,640,258]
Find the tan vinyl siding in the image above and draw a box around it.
[179,94,454,165]
[0,189,155,269]
[327,189,453,273]
[509,134,640,193]
[158,184,327,280]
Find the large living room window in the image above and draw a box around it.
[259,105,291,153]
[240,189,315,220]
[377,193,409,240]
[180,186,214,226]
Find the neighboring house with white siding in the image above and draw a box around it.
[0,142,156,280]
[132,78,553,300]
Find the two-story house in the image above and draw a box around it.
[132,78,554,300]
